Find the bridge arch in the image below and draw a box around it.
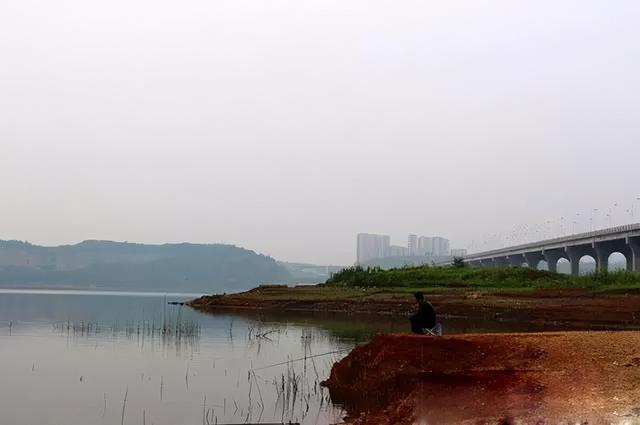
[608,252,627,271]
[536,260,549,271]
[579,255,597,275]
[556,258,571,275]
[524,252,545,270]
[543,249,569,273]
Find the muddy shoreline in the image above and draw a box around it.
[322,331,640,424]
[190,286,640,423]
[189,286,640,330]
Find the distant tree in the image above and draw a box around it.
[453,257,466,268]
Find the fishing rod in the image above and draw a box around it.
[250,348,351,372]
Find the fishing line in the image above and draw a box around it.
[249,348,351,372]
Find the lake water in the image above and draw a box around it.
[0,289,409,425]
[0,289,561,425]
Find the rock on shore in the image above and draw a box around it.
[322,332,640,424]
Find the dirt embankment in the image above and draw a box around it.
[190,287,640,329]
[322,332,640,425]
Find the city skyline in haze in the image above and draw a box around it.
[2,0,640,264]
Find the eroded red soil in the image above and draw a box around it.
[322,332,640,424]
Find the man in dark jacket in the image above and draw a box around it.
[410,291,437,334]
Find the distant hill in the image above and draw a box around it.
[0,240,293,292]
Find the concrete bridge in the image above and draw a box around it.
[463,223,640,275]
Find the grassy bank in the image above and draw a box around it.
[189,266,640,324]
[325,264,640,293]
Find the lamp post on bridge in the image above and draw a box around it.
[632,196,640,224]
[605,203,619,228]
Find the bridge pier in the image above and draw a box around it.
[524,252,544,270]
[566,244,599,276]
[494,257,509,267]
[543,249,567,273]
[481,259,495,268]
[591,239,640,273]
[594,245,609,273]
[507,254,526,267]
[628,237,640,272]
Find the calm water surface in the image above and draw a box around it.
[0,289,403,425]
[0,289,557,425]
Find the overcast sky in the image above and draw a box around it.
[2,0,640,264]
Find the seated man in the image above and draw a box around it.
[410,291,437,334]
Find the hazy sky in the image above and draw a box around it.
[2,0,640,264]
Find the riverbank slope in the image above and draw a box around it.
[189,284,640,330]
[322,331,640,424]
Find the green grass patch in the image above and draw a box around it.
[325,264,640,292]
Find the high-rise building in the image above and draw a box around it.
[418,236,433,256]
[356,233,390,264]
[357,232,451,262]
[432,236,450,257]
[407,234,418,256]
[450,248,468,258]
[389,245,408,257]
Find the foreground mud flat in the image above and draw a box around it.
[322,332,640,425]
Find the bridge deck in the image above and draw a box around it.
[464,223,640,261]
